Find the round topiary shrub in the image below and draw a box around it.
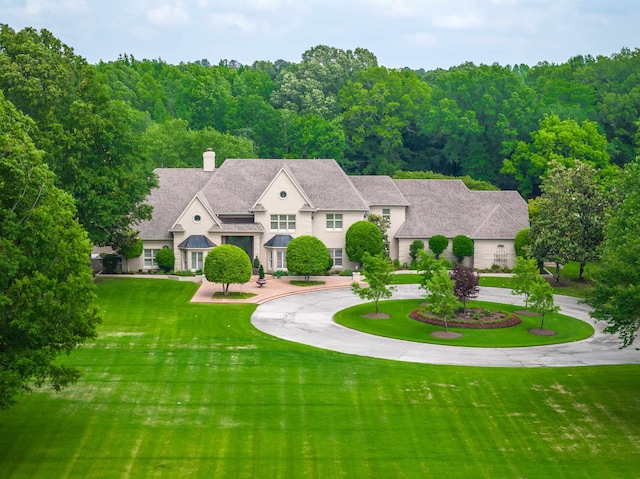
[452,235,474,263]
[155,248,175,272]
[514,227,532,259]
[428,235,449,259]
[345,220,383,264]
[204,244,252,295]
[286,235,331,282]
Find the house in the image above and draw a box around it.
[129,150,529,273]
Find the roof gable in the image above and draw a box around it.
[394,179,529,239]
[252,166,314,210]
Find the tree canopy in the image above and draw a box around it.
[585,161,640,347]
[345,220,383,264]
[204,245,252,295]
[0,25,157,246]
[530,160,609,280]
[286,235,332,281]
[0,92,100,409]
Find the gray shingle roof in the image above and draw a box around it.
[201,159,369,213]
[393,179,529,239]
[137,168,215,240]
[349,176,410,206]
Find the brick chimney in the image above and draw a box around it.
[203,148,216,171]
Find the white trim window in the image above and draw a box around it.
[382,208,390,223]
[329,248,343,267]
[273,250,287,270]
[326,213,343,231]
[144,249,159,268]
[191,251,204,271]
[270,214,296,232]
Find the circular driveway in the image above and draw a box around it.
[250,285,640,367]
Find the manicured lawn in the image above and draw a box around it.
[0,279,638,478]
[334,299,594,347]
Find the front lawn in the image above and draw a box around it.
[0,279,638,478]
[334,299,594,347]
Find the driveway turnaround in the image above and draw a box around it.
[251,285,640,368]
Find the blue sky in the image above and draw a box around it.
[1,0,638,69]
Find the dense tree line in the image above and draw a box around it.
[92,44,639,196]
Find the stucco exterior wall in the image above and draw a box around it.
[473,239,517,269]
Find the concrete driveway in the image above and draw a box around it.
[250,285,640,368]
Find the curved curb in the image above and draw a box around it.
[250,285,640,368]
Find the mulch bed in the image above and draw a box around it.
[410,307,522,329]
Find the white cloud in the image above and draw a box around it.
[209,12,258,33]
[147,3,190,26]
[432,12,486,30]
[24,0,88,16]
[404,32,438,47]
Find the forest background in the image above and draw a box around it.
[1,25,639,247]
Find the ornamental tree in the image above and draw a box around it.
[345,220,383,265]
[529,280,559,330]
[204,245,252,295]
[417,250,449,291]
[452,235,474,264]
[286,235,331,282]
[450,264,479,314]
[121,237,143,272]
[511,257,542,308]
[585,160,640,347]
[428,235,449,259]
[0,92,100,409]
[351,253,397,314]
[424,270,461,333]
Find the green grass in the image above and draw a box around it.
[0,278,638,478]
[212,291,257,299]
[390,273,422,284]
[334,299,594,347]
[290,280,326,286]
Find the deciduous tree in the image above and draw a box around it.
[511,257,542,308]
[452,235,474,264]
[531,160,610,281]
[0,92,100,409]
[286,236,331,282]
[529,280,559,330]
[428,235,449,259]
[351,253,397,314]
[204,245,252,295]
[585,161,640,347]
[424,271,461,333]
[345,220,383,265]
[450,264,479,313]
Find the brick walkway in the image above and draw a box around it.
[191,275,361,304]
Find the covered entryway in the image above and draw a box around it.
[222,236,253,260]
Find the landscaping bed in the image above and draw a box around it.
[410,307,522,329]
